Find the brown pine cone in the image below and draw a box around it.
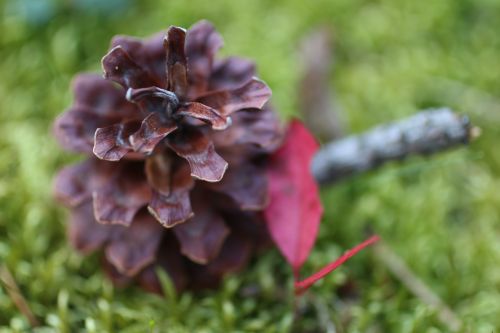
[53,20,284,293]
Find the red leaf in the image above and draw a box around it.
[294,235,380,295]
[264,120,323,275]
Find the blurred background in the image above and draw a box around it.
[0,0,499,331]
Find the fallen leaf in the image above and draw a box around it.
[264,120,323,276]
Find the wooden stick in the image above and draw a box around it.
[312,108,479,185]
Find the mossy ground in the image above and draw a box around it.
[1,0,499,332]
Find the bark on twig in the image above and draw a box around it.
[312,108,479,185]
[0,264,39,327]
[373,242,463,332]
[298,27,345,141]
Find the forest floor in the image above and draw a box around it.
[1,0,499,331]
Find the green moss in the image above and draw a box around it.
[1,0,499,331]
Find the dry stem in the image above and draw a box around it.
[0,264,39,327]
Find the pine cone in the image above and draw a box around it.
[53,20,283,293]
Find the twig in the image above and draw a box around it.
[312,108,480,185]
[0,264,40,327]
[373,242,463,332]
[298,27,345,141]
